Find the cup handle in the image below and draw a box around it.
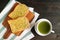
[51,30,55,33]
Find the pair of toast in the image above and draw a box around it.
[2,2,34,39]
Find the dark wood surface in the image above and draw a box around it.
[0,0,60,40]
[0,0,9,12]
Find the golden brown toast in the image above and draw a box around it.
[9,4,29,19]
[8,17,30,36]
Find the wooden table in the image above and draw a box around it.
[0,0,60,40]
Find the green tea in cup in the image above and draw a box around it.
[38,21,50,34]
[35,19,55,36]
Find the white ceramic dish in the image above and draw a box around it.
[35,19,55,36]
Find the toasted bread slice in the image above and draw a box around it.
[8,17,30,35]
[9,4,29,19]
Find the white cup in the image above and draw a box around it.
[35,18,55,36]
